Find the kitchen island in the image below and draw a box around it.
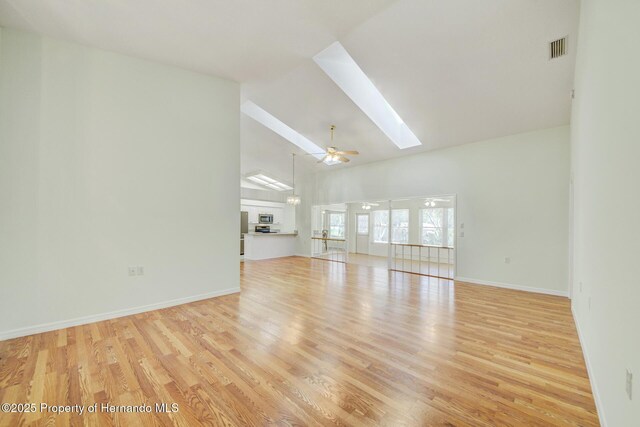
[243,232,298,260]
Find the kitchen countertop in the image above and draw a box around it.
[243,232,298,260]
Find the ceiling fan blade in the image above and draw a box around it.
[337,156,350,163]
[334,150,359,155]
[305,152,327,155]
[317,154,329,163]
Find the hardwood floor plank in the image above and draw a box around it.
[0,256,599,426]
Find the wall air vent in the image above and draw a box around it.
[550,37,567,59]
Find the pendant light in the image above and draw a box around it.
[287,153,301,206]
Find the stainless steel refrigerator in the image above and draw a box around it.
[240,211,248,255]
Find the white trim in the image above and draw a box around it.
[571,305,607,426]
[454,276,568,297]
[0,287,240,342]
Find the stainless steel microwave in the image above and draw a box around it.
[258,214,273,224]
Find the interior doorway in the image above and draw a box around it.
[355,213,369,254]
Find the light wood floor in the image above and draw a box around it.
[347,253,455,278]
[0,257,598,426]
[345,253,389,268]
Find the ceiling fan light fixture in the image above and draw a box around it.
[319,125,359,165]
[323,157,340,165]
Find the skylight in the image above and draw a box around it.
[313,42,422,149]
[246,173,293,191]
[241,101,325,160]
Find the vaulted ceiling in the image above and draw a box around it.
[0,0,579,189]
[241,0,579,185]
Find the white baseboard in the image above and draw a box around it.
[571,306,607,427]
[454,276,568,297]
[0,287,240,342]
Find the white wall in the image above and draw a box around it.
[299,126,570,295]
[570,1,640,425]
[0,28,240,339]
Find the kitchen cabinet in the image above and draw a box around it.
[241,204,284,225]
[248,206,262,224]
[244,232,298,260]
[272,207,283,225]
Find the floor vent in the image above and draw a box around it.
[550,37,567,59]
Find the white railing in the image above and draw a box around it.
[311,237,347,264]
[390,243,454,279]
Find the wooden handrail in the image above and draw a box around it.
[311,237,346,242]
[390,242,453,249]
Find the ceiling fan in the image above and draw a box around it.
[312,125,359,163]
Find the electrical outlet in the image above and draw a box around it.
[460,223,465,229]
[504,257,511,264]
[626,369,633,400]
[128,266,137,276]
[460,231,465,237]
[136,266,144,276]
